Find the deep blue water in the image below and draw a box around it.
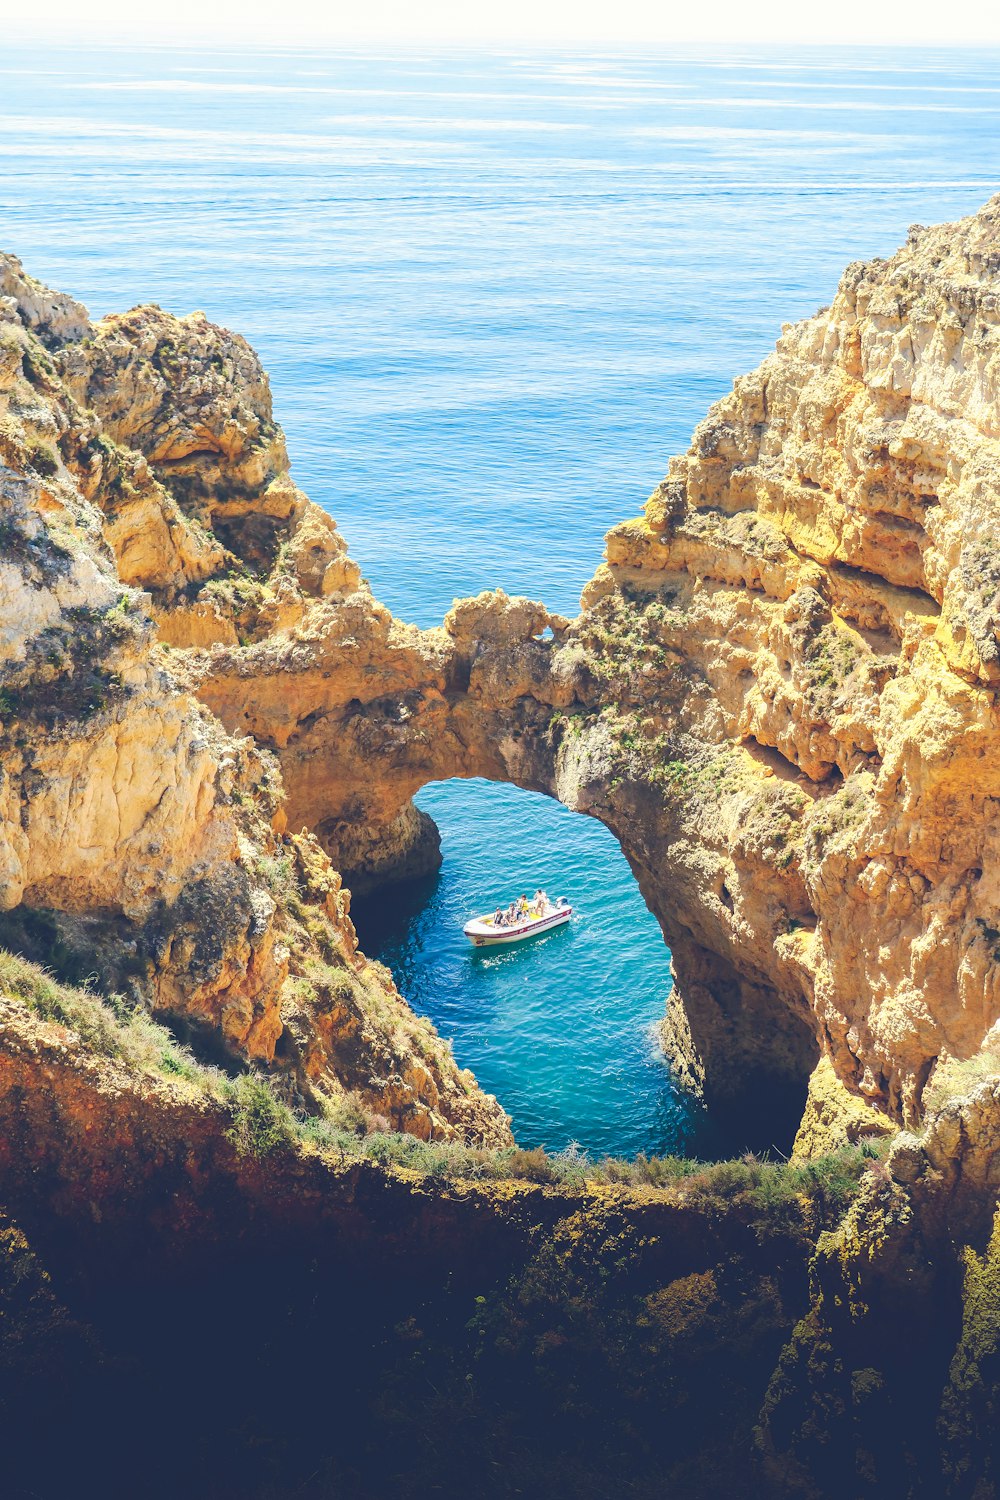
[2,44,997,1152]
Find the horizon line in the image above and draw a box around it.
[7,32,1000,52]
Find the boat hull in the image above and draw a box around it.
[463,906,572,947]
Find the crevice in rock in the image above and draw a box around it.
[210,511,288,573]
[739,733,824,792]
[827,557,941,621]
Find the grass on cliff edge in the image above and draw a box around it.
[0,947,224,1089]
[0,947,881,1213]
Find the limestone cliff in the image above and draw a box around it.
[0,945,995,1500]
[4,199,1000,1498]
[13,199,1000,1149]
[0,253,510,1146]
[164,194,1000,1150]
[588,196,1000,1136]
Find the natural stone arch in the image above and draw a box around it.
[191,587,820,1145]
[192,590,570,888]
[38,196,1000,1151]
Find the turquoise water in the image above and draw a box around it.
[2,43,997,1152]
[352,781,716,1156]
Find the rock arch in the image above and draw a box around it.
[180,195,1000,1144]
[13,195,1000,1151]
[188,584,820,1142]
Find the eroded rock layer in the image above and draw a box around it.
[14,201,1000,1147]
[5,197,1000,1500]
[0,253,510,1146]
[144,196,1000,1146]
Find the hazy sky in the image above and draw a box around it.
[7,0,1000,47]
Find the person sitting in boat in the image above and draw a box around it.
[493,907,503,925]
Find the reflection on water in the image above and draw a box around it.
[469,924,570,966]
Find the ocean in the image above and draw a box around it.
[2,42,996,1154]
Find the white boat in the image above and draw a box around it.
[463,896,572,948]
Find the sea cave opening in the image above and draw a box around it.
[351,777,727,1161]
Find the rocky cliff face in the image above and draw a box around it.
[0,959,872,1500]
[170,195,1000,1150]
[6,198,1000,1498]
[0,253,510,1146]
[587,196,1000,1137]
[11,202,1000,1148]
[0,949,995,1500]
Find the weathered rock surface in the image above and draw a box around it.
[0,964,996,1500]
[172,196,1000,1147]
[13,200,1000,1151]
[0,976,858,1500]
[0,253,510,1146]
[5,198,1000,1498]
[595,196,1000,1135]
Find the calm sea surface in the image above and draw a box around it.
[2,44,997,1153]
